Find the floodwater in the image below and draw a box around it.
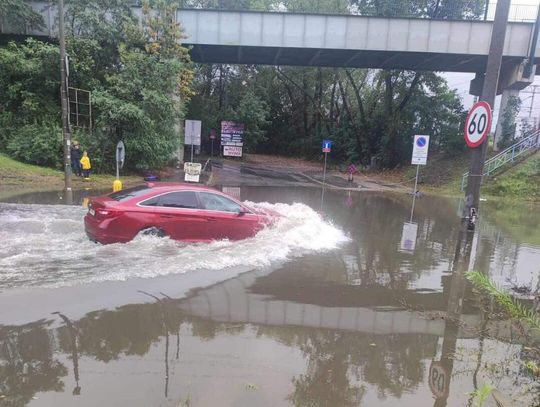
[0,186,539,406]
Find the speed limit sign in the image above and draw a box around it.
[464,101,492,148]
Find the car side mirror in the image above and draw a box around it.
[237,209,248,216]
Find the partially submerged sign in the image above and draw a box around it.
[411,135,430,165]
[184,162,202,183]
[429,361,449,399]
[400,222,418,253]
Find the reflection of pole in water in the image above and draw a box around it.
[52,312,81,395]
[409,165,420,222]
[165,324,170,398]
[138,290,171,398]
[468,314,489,406]
[431,225,475,407]
[160,291,180,360]
[409,192,417,223]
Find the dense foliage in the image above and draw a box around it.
[0,0,485,171]
[186,0,478,167]
[0,0,193,172]
[498,95,521,150]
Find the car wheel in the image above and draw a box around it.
[139,226,166,238]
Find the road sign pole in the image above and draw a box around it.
[191,143,194,163]
[322,151,328,187]
[412,164,419,195]
[320,151,328,211]
[211,139,214,158]
[463,0,511,226]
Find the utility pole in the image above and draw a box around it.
[523,85,540,118]
[463,0,511,226]
[58,0,72,202]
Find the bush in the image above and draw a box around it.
[6,122,63,168]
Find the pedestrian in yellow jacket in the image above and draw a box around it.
[80,151,91,180]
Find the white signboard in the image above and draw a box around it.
[222,186,241,200]
[116,140,125,168]
[400,222,418,253]
[185,120,202,146]
[411,135,430,165]
[184,162,202,183]
[223,146,243,157]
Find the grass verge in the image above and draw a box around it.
[0,153,142,200]
[481,152,540,200]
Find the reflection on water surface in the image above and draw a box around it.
[0,187,539,406]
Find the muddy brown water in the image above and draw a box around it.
[0,186,539,406]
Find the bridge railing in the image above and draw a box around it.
[485,2,539,23]
[4,0,539,38]
[174,0,538,22]
[460,130,540,191]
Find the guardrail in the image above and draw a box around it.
[14,0,538,23]
[486,2,539,22]
[461,130,540,191]
[173,1,538,22]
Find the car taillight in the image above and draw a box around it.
[96,208,123,219]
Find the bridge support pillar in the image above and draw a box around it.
[469,61,536,151]
[470,61,536,97]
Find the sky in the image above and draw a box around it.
[443,0,540,131]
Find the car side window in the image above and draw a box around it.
[139,196,160,207]
[158,191,200,209]
[199,192,242,213]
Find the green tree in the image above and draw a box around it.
[0,0,194,172]
[0,0,44,30]
[498,95,521,150]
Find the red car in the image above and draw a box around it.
[84,183,277,244]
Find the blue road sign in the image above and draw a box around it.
[416,136,427,148]
[322,140,332,149]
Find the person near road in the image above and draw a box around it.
[70,142,82,177]
[80,151,92,180]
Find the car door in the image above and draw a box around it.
[152,191,207,241]
[197,192,260,240]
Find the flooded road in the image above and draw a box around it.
[0,187,539,406]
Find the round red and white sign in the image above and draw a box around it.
[464,101,492,148]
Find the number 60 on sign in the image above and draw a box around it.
[464,101,492,148]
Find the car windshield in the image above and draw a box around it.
[109,185,151,201]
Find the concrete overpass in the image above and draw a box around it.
[2,4,539,75]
